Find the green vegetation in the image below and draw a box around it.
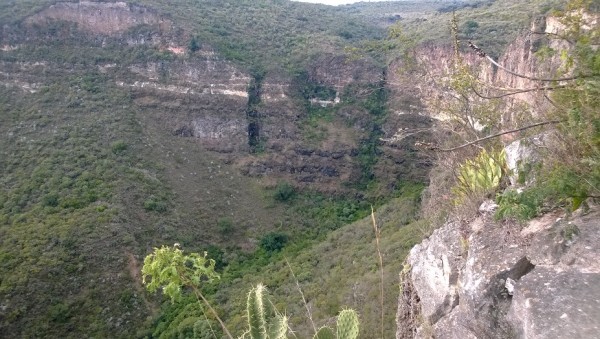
[111,140,128,154]
[217,218,235,235]
[141,246,362,339]
[0,73,194,336]
[314,309,360,339]
[492,0,600,221]
[452,148,507,203]
[495,189,542,221]
[130,0,385,72]
[142,245,232,338]
[273,182,296,203]
[398,0,563,58]
[0,0,574,337]
[243,284,288,339]
[260,233,289,253]
[142,245,219,303]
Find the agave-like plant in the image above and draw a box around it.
[453,148,506,202]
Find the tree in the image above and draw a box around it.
[142,245,234,339]
[188,36,200,53]
[440,0,600,217]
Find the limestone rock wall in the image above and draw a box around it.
[396,14,600,338]
[388,15,568,128]
[3,1,434,194]
[25,1,173,36]
[396,207,600,338]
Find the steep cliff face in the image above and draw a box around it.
[395,15,600,339]
[397,206,600,339]
[25,1,174,36]
[388,15,567,127]
[1,1,432,195]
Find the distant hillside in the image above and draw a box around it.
[0,0,555,337]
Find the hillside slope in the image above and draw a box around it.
[0,1,427,337]
[0,0,554,337]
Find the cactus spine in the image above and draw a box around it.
[336,309,359,339]
[245,283,288,339]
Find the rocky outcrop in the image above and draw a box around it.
[395,13,600,338]
[3,1,433,194]
[388,15,569,129]
[25,1,173,36]
[396,207,600,338]
[307,53,384,96]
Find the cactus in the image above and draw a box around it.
[314,326,335,339]
[312,309,359,339]
[336,309,359,339]
[244,284,288,339]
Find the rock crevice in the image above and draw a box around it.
[397,209,600,339]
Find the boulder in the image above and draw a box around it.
[397,209,600,339]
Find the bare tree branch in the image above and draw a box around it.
[435,120,562,152]
[470,84,568,99]
[468,41,584,82]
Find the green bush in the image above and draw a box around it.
[143,196,167,213]
[48,303,72,323]
[495,189,542,221]
[217,218,235,235]
[260,233,289,253]
[274,182,296,202]
[42,193,59,207]
[111,140,127,154]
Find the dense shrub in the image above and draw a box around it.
[260,232,289,252]
[217,218,234,235]
[111,140,127,154]
[143,196,167,212]
[274,182,296,202]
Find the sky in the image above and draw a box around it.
[292,0,390,5]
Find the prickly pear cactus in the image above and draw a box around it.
[312,309,359,339]
[336,309,359,339]
[313,326,335,339]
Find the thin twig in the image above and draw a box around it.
[470,84,568,99]
[191,286,234,339]
[285,258,317,335]
[199,302,219,339]
[371,206,384,339]
[485,54,581,81]
[436,120,562,152]
[529,30,575,45]
[468,41,587,82]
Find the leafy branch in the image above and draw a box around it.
[141,245,234,339]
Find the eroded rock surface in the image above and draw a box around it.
[397,208,600,339]
[25,1,171,36]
